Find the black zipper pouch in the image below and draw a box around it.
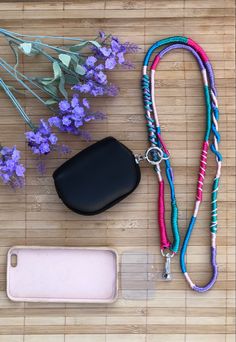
[53,137,141,215]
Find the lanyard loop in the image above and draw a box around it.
[142,36,222,291]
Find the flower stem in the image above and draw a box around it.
[0,59,48,106]
[0,28,89,42]
[0,57,60,101]
[0,28,100,56]
[0,78,36,130]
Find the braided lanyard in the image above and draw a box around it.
[142,36,222,292]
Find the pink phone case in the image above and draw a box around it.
[7,246,118,303]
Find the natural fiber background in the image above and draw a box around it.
[0,1,235,341]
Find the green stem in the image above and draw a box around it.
[0,78,36,130]
[0,60,48,106]
[32,45,80,78]
[0,57,60,101]
[0,28,89,42]
[0,28,100,56]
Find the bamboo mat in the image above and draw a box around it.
[0,1,235,341]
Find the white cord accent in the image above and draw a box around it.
[210,89,218,108]
[199,172,205,179]
[202,69,208,86]
[184,272,195,288]
[193,200,201,217]
[211,233,216,248]
[216,162,221,178]
[151,70,160,127]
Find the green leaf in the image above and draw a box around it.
[58,75,68,99]
[19,43,32,55]
[45,99,58,106]
[43,84,58,97]
[89,40,101,49]
[58,53,71,67]
[64,74,79,85]
[52,61,62,80]
[69,41,88,52]
[39,78,54,85]
[8,41,19,70]
[69,40,101,52]
[74,64,85,75]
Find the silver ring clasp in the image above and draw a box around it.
[145,146,164,165]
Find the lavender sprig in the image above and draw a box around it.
[0,145,25,188]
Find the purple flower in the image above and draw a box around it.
[82,98,90,109]
[25,119,58,156]
[48,116,61,128]
[85,56,97,67]
[49,95,104,136]
[111,38,121,53]
[72,32,138,100]
[91,85,104,96]
[59,100,70,112]
[73,83,91,93]
[62,116,72,126]
[73,105,84,116]
[100,47,112,57]
[99,31,106,40]
[94,71,107,84]
[71,95,79,108]
[95,64,104,71]
[117,52,125,64]
[106,83,119,96]
[105,57,117,70]
[0,145,25,188]
[124,42,140,53]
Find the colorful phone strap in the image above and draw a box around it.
[142,36,222,292]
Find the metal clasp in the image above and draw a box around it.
[135,146,164,166]
[145,146,164,165]
[162,254,172,280]
[161,249,175,281]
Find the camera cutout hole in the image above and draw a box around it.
[11,254,17,267]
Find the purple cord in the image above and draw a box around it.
[192,247,218,292]
[158,43,205,70]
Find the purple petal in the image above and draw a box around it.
[59,100,71,112]
[85,56,97,67]
[105,57,117,70]
[15,164,25,177]
[82,98,90,109]
[99,47,112,57]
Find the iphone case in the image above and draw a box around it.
[7,246,118,303]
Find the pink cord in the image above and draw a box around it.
[158,180,171,249]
